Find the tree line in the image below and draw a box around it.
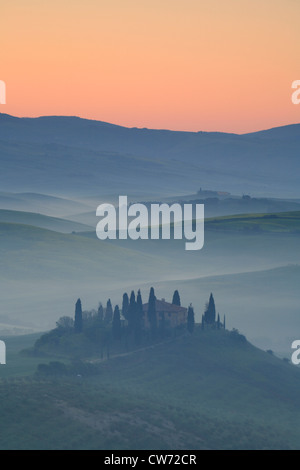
[68,288,224,342]
[35,288,226,360]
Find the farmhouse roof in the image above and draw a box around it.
[142,299,187,314]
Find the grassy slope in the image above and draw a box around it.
[0,221,171,282]
[0,138,181,197]
[0,329,300,449]
[74,210,300,236]
[1,211,299,282]
[0,333,65,378]
[0,209,93,233]
[0,191,93,217]
[205,211,300,232]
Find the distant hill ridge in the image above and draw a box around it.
[1,112,300,143]
[0,113,300,197]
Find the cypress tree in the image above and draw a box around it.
[97,303,104,322]
[122,293,129,322]
[74,298,83,333]
[172,290,181,306]
[134,289,144,343]
[204,293,216,324]
[128,291,136,330]
[187,304,195,333]
[104,299,113,324]
[112,305,122,340]
[147,287,157,337]
[217,313,220,329]
[136,289,144,328]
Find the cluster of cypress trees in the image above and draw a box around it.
[74,288,158,343]
[74,298,117,333]
[73,291,224,341]
[121,289,144,343]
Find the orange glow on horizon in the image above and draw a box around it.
[1,0,300,133]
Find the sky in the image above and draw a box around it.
[1,0,300,133]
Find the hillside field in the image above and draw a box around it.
[0,328,300,450]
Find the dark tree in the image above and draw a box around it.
[112,305,122,340]
[204,293,216,324]
[133,289,144,343]
[56,316,74,330]
[136,289,144,328]
[122,293,129,321]
[74,298,83,333]
[128,291,136,330]
[97,303,104,322]
[172,290,181,306]
[148,287,157,337]
[104,299,113,324]
[217,313,220,330]
[187,304,195,333]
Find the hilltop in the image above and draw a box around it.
[1,327,300,449]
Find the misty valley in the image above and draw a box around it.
[0,115,300,450]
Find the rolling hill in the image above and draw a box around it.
[0,209,92,233]
[0,328,300,449]
[0,114,300,198]
[63,200,300,227]
[0,192,93,217]
[0,221,171,282]
[205,210,300,233]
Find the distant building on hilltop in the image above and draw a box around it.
[142,298,187,329]
[197,188,230,197]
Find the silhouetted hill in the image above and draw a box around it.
[1,329,300,449]
[0,114,300,197]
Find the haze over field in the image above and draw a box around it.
[0,208,299,355]
[0,116,299,356]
